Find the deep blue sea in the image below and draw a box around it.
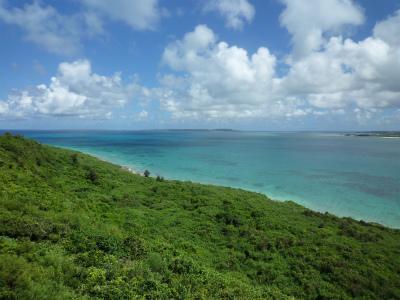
[5,130,400,228]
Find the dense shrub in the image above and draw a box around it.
[86,168,99,184]
[147,253,164,273]
[0,216,64,241]
[123,236,146,259]
[216,212,241,227]
[71,153,79,165]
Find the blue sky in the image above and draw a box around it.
[0,0,399,130]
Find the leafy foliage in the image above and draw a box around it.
[0,133,399,299]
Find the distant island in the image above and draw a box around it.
[345,131,400,138]
[165,128,238,132]
[0,133,399,299]
[211,128,238,131]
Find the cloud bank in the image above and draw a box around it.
[279,0,365,58]
[0,1,84,55]
[157,25,290,119]
[151,1,400,123]
[0,0,164,55]
[203,0,255,30]
[81,0,163,31]
[0,60,139,119]
[1,0,399,127]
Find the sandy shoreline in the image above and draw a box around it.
[75,150,144,176]
[120,165,142,175]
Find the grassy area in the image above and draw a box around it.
[0,133,399,299]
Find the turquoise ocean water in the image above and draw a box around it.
[7,130,400,228]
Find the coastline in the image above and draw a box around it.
[65,146,398,229]
[41,144,400,229]
[120,165,141,175]
[62,147,144,176]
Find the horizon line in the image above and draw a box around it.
[1,129,400,133]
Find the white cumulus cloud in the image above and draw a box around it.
[204,0,255,30]
[153,7,400,123]
[81,0,163,30]
[279,0,365,58]
[0,60,139,119]
[155,25,308,120]
[138,110,148,120]
[281,9,400,111]
[373,10,400,47]
[0,1,83,55]
[0,0,165,55]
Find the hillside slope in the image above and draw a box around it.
[0,133,399,299]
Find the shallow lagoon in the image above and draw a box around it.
[11,130,400,228]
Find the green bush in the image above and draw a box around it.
[86,168,99,184]
[123,236,146,259]
[147,253,164,273]
[71,153,79,165]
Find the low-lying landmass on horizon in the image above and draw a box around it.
[344,131,400,138]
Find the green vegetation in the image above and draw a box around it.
[0,133,399,299]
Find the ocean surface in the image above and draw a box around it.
[5,130,400,228]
